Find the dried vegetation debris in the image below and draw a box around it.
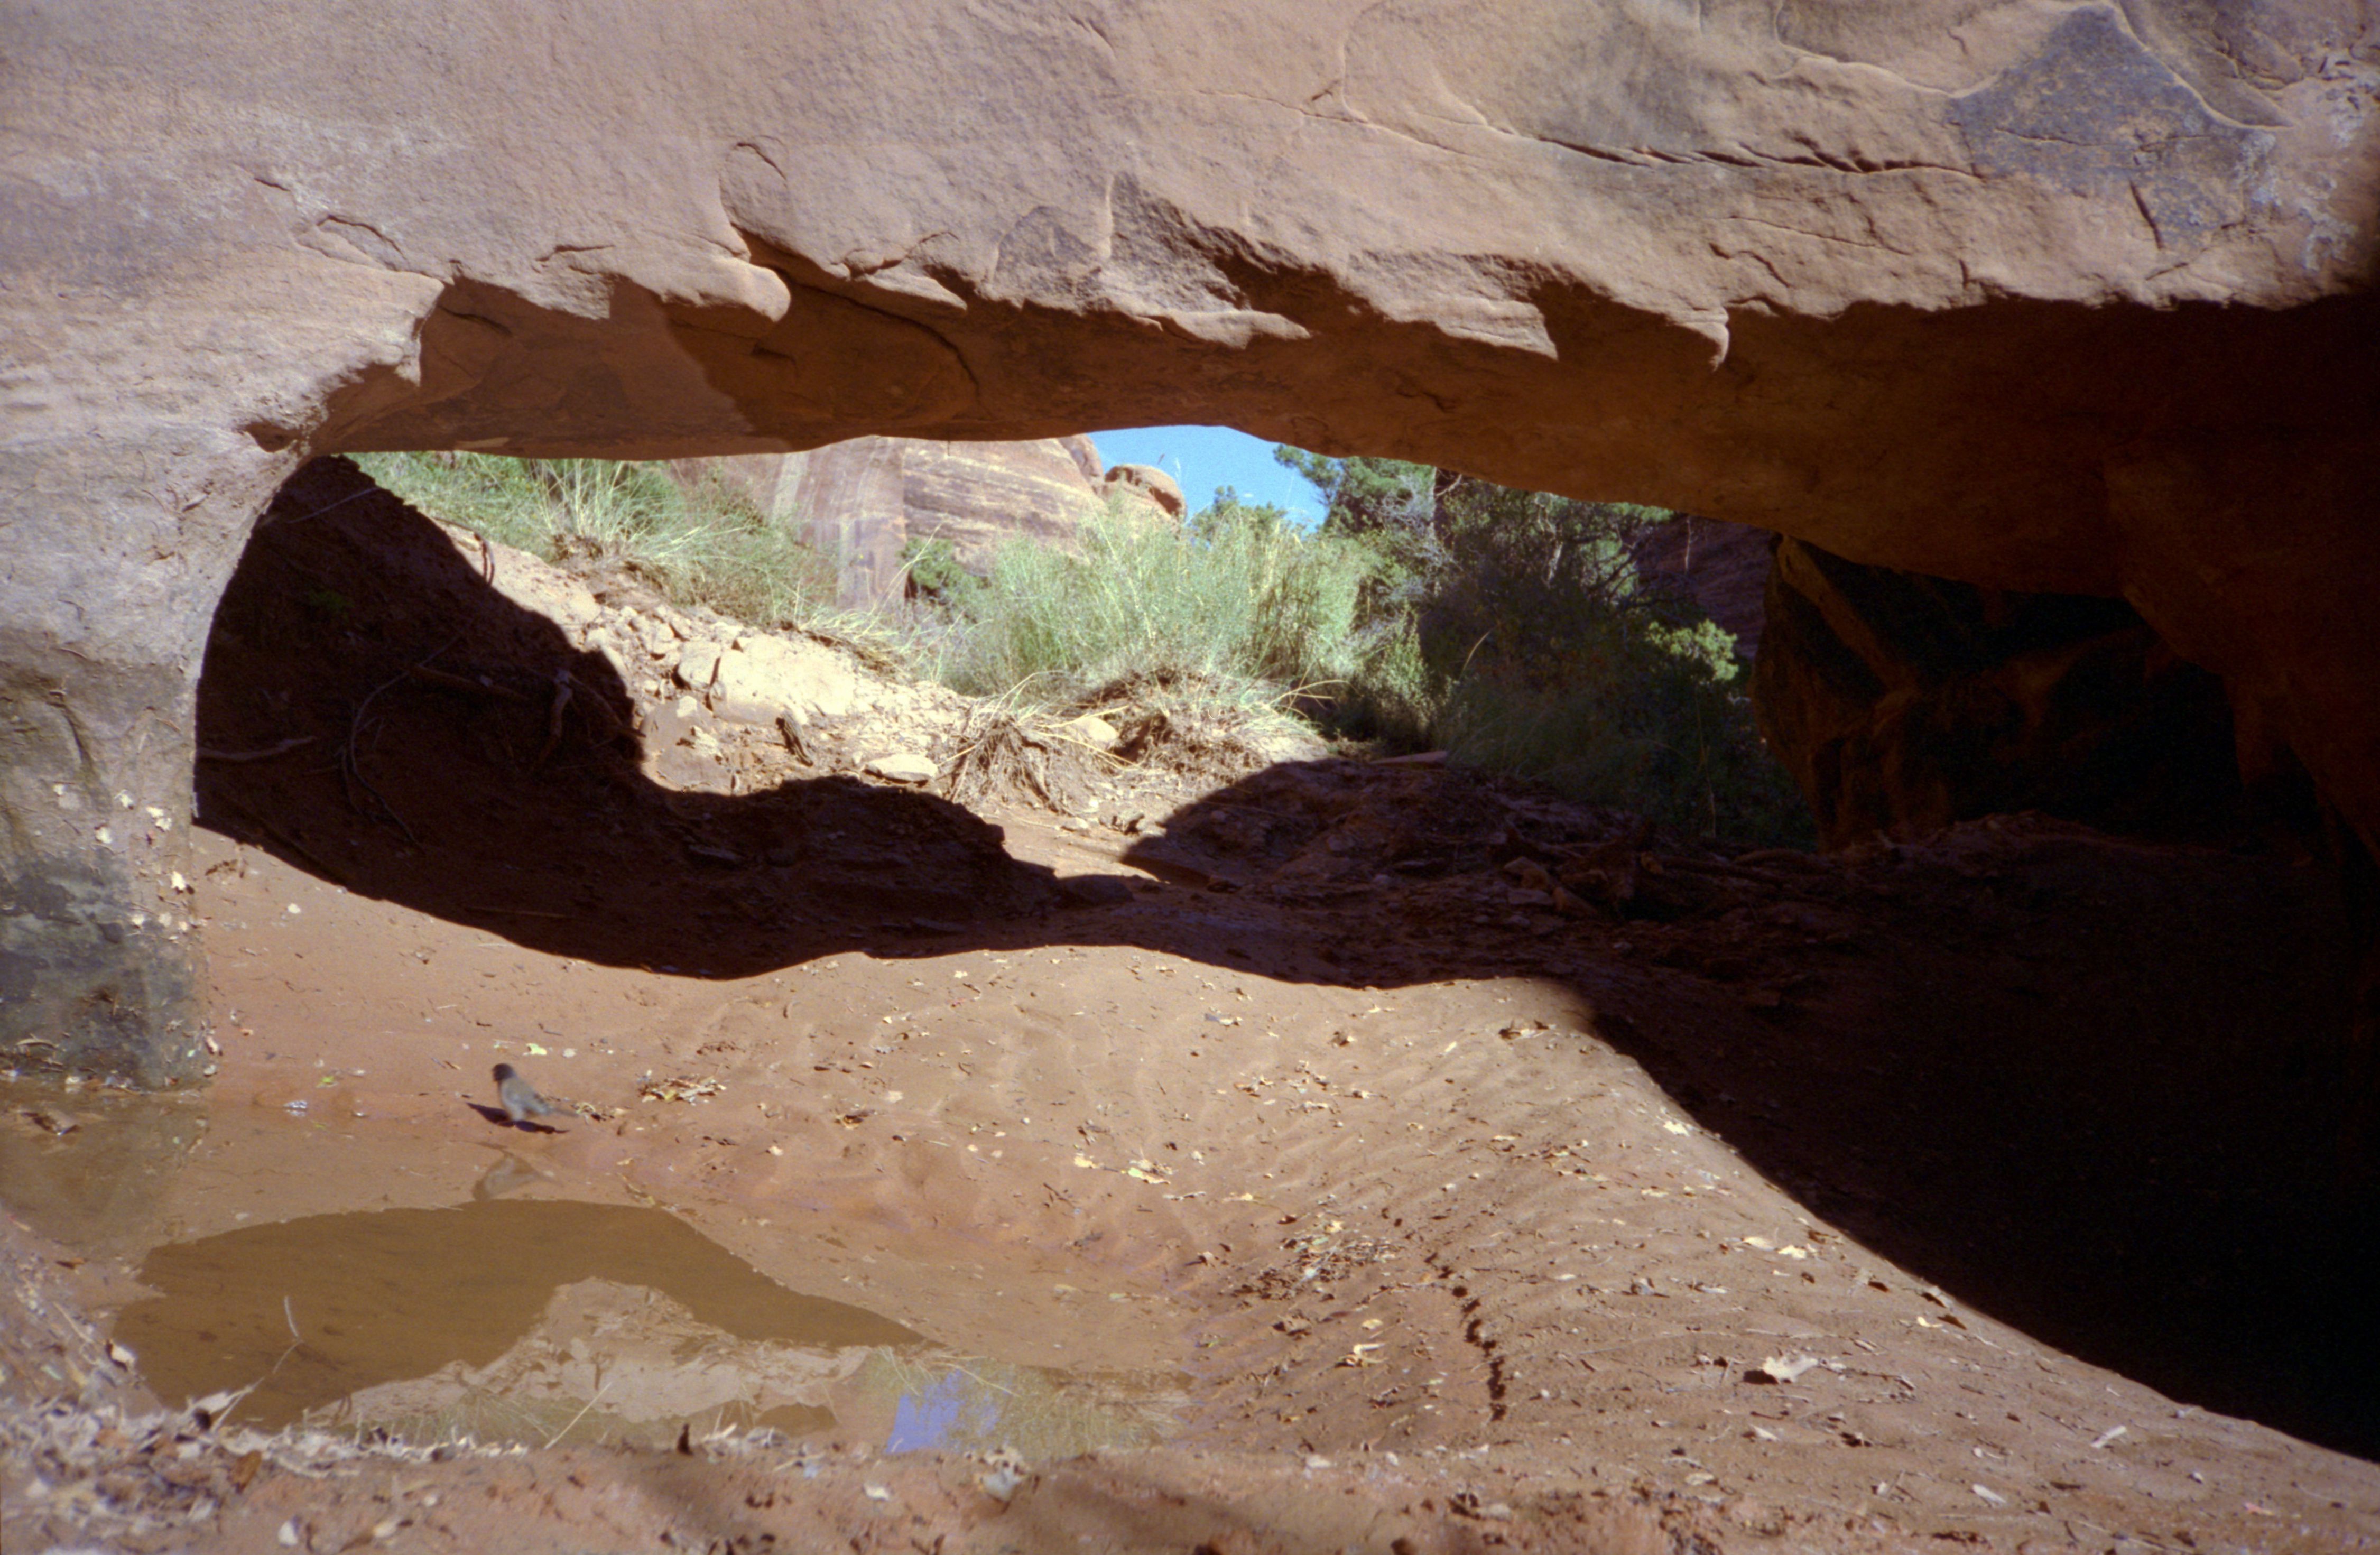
[940,705,1107,815]
[1231,1221,1403,1304]
[0,1215,140,1411]
[2,1391,823,1553]
[2,1397,409,1548]
[637,1073,725,1104]
[937,683,1315,823]
[1106,696,1317,785]
[0,1223,253,1547]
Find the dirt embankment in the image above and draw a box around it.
[4,460,2376,1554]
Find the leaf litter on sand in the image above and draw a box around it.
[638,1075,724,1103]
[1746,1355,1823,1384]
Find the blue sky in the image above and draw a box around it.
[1088,425,1325,525]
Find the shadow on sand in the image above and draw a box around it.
[194,458,2376,1458]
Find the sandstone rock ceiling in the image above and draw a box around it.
[3,3,2378,1078]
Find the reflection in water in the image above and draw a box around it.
[860,1350,1186,1459]
[889,1368,1003,1452]
[107,1197,1190,1454]
[470,1152,549,1200]
[113,1198,918,1431]
[324,1277,882,1450]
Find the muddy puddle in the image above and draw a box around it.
[1,1085,1192,1456]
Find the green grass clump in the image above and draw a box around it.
[939,495,1373,707]
[351,452,842,632]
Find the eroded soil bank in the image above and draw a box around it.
[5,465,2377,1553]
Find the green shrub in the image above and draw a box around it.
[1282,451,1811,845]
[940,492,1374,706]
[900,536,987,610]
[351,451,841,632]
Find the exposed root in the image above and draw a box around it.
[940,709,1100,816]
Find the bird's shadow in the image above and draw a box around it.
[462,1100,566,1133]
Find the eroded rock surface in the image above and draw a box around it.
[1100,462,1187,522]
[676,437,1113,606]
[4,1,2378,1076]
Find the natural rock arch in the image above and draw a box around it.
[4,0,2377,1081]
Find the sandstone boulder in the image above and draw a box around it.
[1101,464,1188,522]
[674,643,725,693]
[710,635,864,729]
[863,753,938,785]
[1058,435,1104,487]
[1057,714,1122,751]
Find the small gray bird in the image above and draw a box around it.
[492,1062,564,1125]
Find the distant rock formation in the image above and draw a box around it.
[1100,463,1187,522]
[674,435,1192,607]
[675,437,1105,607]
